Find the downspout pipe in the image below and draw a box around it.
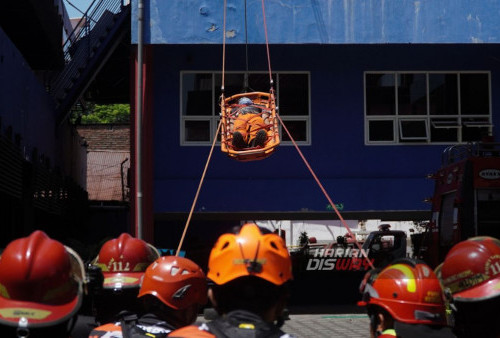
[135,0,144,239]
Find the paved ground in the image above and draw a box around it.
[201,305,370,337]
[282,313,369,337]
[281,305,369,337]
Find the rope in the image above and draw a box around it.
[176,121,222,256]
[261,0,273,86]
[221,0,227,93]
[275,114,375,270]
[244,0,249,91]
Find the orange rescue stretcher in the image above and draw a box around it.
[220,91,280,162]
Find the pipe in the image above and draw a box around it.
[135,0,144,239]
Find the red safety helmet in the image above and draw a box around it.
[138,256,207,310]
[93,233,160,289]
[440,236,500,301]
[207,223,292,286]
[358,259,447,325]
[0,230,84,328]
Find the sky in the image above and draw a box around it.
[64,0,94,19]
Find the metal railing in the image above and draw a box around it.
[441,141,500,166]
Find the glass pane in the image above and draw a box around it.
[430,124,458,142]
[366,73,395,116]
[214,73,245,114]
[460,73,489,115]
[397,74,427,115]
[248,73,275,92]
[182,74,213,116]
[399,120,427,139]
[439,192,455,246]
[278,74,309,116]
[368,120,394,142]
[214,73,278,115]
[477,189,500,239]
[281,120,307,142]
[463,127,488,142]
[215,73,244,96]
[185,120,210,142]
[429,74,458,115]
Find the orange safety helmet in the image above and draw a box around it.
[358,259,447,325]
[440,236,500,301]
[138,256,207,310]
[207,223,292,286]
[0,230,84,328]
[93,233,160,289]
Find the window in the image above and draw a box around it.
[365,72,492,144]
[181,72,310,145]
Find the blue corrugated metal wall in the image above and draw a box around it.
[133,0,500,44]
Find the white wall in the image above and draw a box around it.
[255,219,420,249]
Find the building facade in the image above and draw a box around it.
[128,1,500,250]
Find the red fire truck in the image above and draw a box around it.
[419,141,500,268]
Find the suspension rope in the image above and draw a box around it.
[221,0,227,93]
[276,114,375,270]
[261,0,273,86]
[244,0,249,91]
[176,121,222,256]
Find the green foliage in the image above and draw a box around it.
[75,103,130,124]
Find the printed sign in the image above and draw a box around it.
[479,169,500,180]
[306,248,373,271]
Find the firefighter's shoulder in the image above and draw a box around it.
[168,323,215,338]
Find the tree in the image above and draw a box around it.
[73,103,130,124]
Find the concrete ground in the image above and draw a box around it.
[282,313,369,337]
[281,305,369,337]
[201,305,370,337]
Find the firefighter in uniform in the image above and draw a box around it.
[232,97,268,149]
[358,258,455,338]
[71,233,160,337]
[168,223,294,338]
[0,230,85,338]
[439,236,500,338]
[89,256,208,337]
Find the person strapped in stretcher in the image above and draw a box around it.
[231,97,269,149]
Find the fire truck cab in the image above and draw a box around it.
[421,141,500,267]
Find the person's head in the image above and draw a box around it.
[137,256,207,328]
[0,230,84,338]
[207,223,292,324]
[440,236,500,338]
[91,233,160,323]
[359,258,448,338]
[238,97,253,106]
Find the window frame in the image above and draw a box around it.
[180,71,311,146]
[364,71,492,145]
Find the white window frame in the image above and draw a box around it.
[364,71,493,145]
[180,71,311,146]
[398,118,428,141]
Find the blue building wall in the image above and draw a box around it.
[133,0,500,44]
[0,27,58,164]
[151,43,500,214]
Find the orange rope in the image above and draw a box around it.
[176,121,222,256]
[221,0,227,92]
[276,114,375,270]
[261,0,273,85]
